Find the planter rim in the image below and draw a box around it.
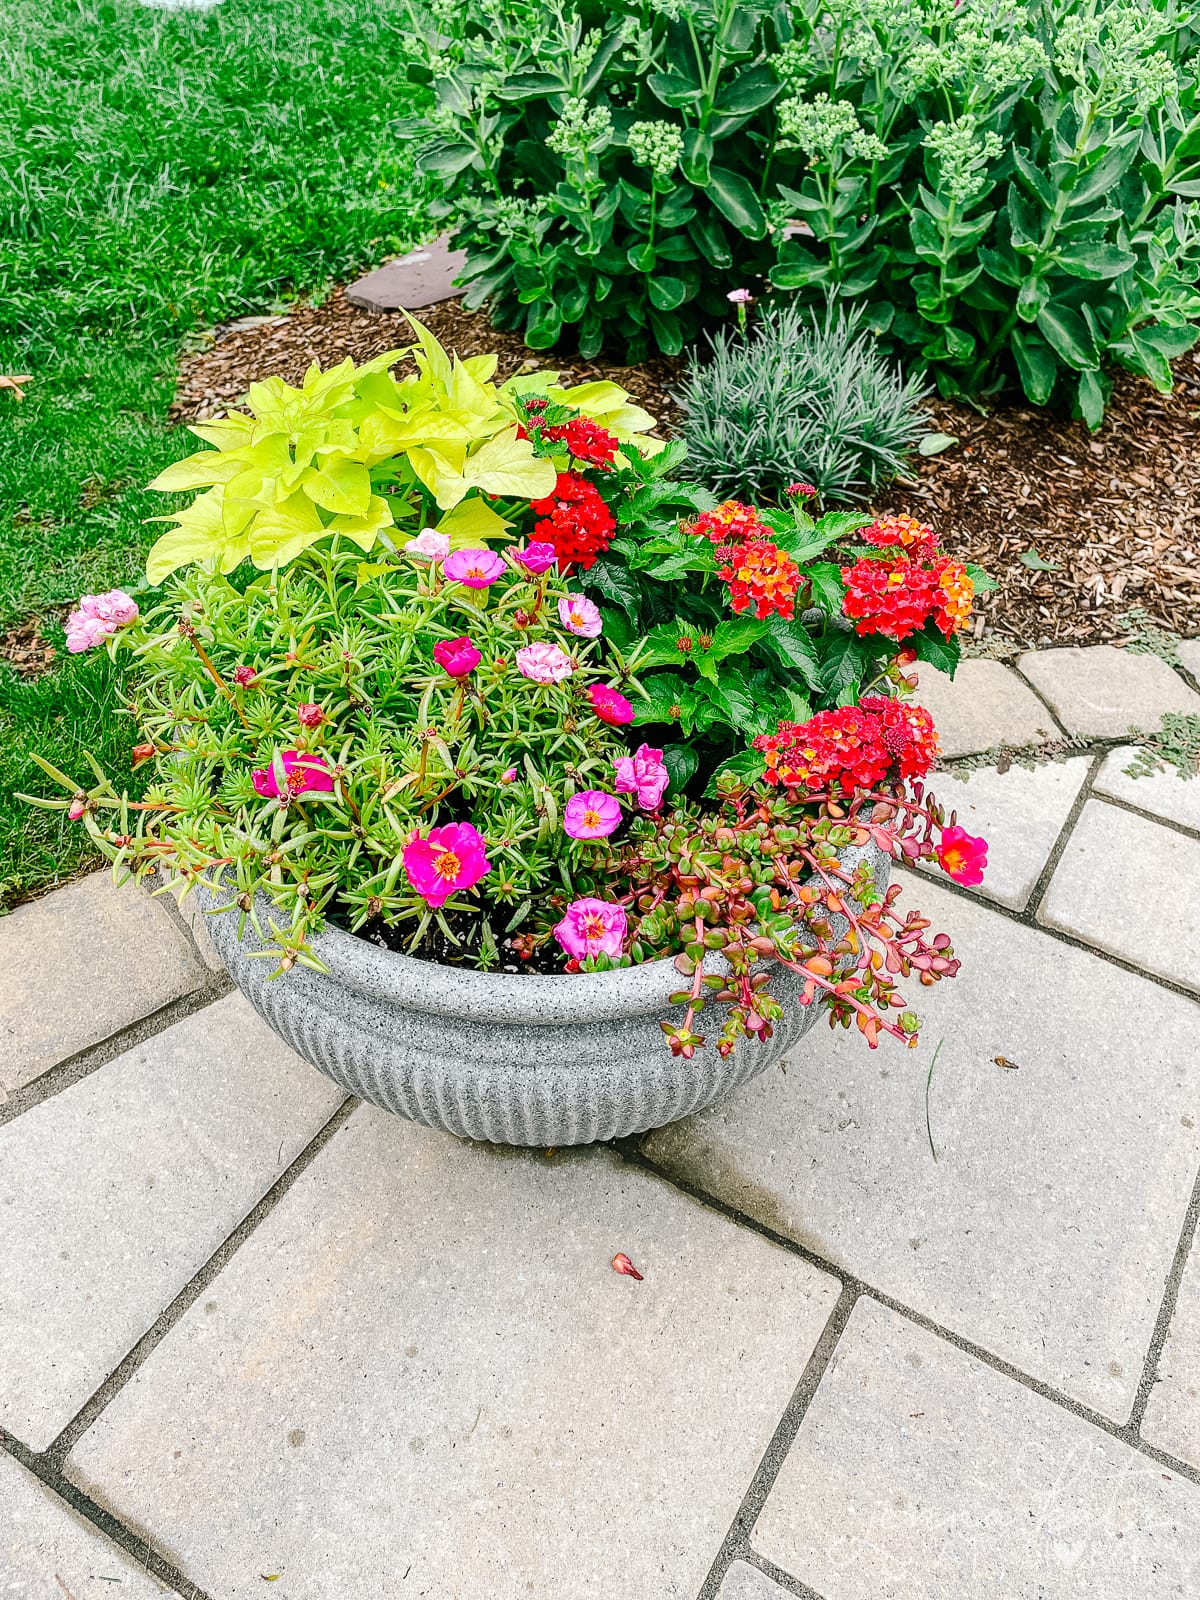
[195,881,694,1026]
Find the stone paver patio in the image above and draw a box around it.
[3,642,1200,1599]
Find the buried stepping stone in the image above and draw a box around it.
[346,235,469,313]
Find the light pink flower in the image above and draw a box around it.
[406,528,451,561]
[517,641,573,683]
[589,684,634,725]
[251,750,336,800]
[614,742,669,811]
[65,589,139,652]
[444,547,506,587]
[515,540,557,575]
[554,896,627,959]
[563,789,622,839]
[726,287,754,305]
[403,822,490,908]
[433,635,481,678]
[558,593,602,637]
[296,702,325,729]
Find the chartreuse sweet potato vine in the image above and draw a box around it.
[144,316,658,581]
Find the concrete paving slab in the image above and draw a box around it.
[68,1109,841,1600]
[753,1298,1200,1598]
[1018,645,1200,740]
[1,873,203,1095]
[915,757,1090,909]
[644,876,1200,1421]
[1038,799,1200,994]
[0,1450,169,1598]
[0,994,343,1450]
[912,659,1061,758]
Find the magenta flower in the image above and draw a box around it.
[614,742,669,811]
[554,897,627,959]
[589,684,634,726]
[564,789,622,839]
[517,642,573,683]
[515,541,557,575]
[296,702,325,729]
[936,825,988,886]
[65,589,139,653]
[500,766,518,783]
[406,528,450,561]
[433,635,481,678]
[233,664,257,686]
[558,593,602,637]
[403,822,491,908]
[251,750,336,800]
[444,547,506,587]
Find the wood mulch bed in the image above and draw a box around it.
[173,288,1200,649]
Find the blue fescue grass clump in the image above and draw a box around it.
[678,303,932,506]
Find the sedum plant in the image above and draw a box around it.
[677,303,932,504]
[404,0,1200,422]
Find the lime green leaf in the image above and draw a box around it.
[301,457,373,518]
[435,496,513,545]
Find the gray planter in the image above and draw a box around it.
[196,840,886,1147]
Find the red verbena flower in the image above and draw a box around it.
[753,698,939,795]
[720,540,802,621]
[687,499,767,545]
[532,472,615,571]
[542,417,619,468]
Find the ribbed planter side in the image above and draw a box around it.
[197,840,887,1146]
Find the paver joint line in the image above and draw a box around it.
[623,1144,1200,1492]
[694,1282,860,1600]
[0,1433,206,1600]
[1128,1160,1200,1439]
[42,1094,356,1465]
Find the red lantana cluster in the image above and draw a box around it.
[841,516,974,642]
[531,472,616,571]
[684,499,803,621]
[688,499,768,546]
[720,540,803,621]
[753,697,940,794]
[541,417,619,468]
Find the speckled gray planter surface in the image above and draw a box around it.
[194,842,886,1146]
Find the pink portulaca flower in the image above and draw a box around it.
[515,540,557,575]
[558,593,602,637]
[517,642,573,683]
[936,826,988,886]
[433,635,481,678]
[614,743,669,812]
[406,528,450,561]
[403,822,491,908]
[233,664,257,686]
[563,789,622,839]
[65,589,139,653]
[251,750,336,800]
[444,548,506,587]
[589,684,634,725]
[500,766,518,783]
[554,896,627,959]
[726,287,754,304]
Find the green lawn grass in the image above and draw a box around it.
[0,0,431,906]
